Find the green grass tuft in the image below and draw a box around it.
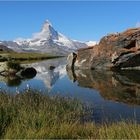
[7,61,22,71]
[0,90,140,139]
[0,52,64,62]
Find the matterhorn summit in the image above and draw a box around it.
[41,20,53,33]
[0,20,88,55]
[33,20,59,40]
[42,20,53,30]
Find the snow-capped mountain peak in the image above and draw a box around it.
[1,19,90,55]
[33,20,58,40]
[41,20,53,32]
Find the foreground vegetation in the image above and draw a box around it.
[0,52,63,62]
[0,90,140,139]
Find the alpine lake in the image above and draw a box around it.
[0,57,140,124]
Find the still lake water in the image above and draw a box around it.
[0,57,140,123]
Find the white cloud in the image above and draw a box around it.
[136,22,140,27]
[14,37,25,41]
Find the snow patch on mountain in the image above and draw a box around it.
[86,41,97,46]
[14,20,88,53]
[1,20,96,54]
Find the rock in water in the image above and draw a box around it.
[68,28,140,70]
[49,66,55,70]
[20,67,37,79]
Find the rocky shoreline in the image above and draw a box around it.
[67,28,140,70]
[0,62,37,86]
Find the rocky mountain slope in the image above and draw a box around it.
[0,44,13,52]
[67,28,140,70]
[0,20,88,55]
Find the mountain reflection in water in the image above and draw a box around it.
[0,58,140,123]
[0,58,66,93]
[31,58,66,92]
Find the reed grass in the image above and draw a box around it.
[0,90,140,139]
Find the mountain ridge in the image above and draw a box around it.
[0,20,95,55]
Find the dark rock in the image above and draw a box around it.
[49,65,55,70]
[69,28,140,70]
[20,67,37,79]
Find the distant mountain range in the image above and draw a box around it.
[0,20,96,55]
[0,44,13,52]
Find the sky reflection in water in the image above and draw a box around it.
[0,58,140,123]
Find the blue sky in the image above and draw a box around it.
[0,1,140,41]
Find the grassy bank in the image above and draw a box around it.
[0,52,64,62]
[0,91,140,139]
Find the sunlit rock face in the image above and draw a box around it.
[68,28,140,70]
[66,68,140,106]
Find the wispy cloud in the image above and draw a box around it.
[136,22,140,27]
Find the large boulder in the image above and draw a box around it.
[18,67,37,79]
[69,28,140,70]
